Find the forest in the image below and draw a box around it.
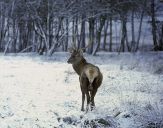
[0,0,163,55]
[0,0,163,128]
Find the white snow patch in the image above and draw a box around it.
[0,52,163,128]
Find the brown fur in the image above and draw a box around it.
[67,50,103,111]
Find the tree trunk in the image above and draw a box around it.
[46,0,50,50]
[30,22,35,52]
[12,19,17,53]
[131,8,135,52]
[103,19,109,50]
[74,17,80,49]
[87,18,95,54]
[72,18,76,46]
[47,17,63,55]
[65,18,69,51]
[125,24,130,51]
[158,23,163,50]
[109,16,112,52]
[92,16,105,55]
[80,14,86,51]
[135,2,145,52]
[0,7,6,52]
[151,0,158,50]
[119,17,126,52]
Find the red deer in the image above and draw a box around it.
[67,47,103,112]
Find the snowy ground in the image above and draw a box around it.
[0,52,163,128]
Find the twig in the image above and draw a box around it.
[19,44,36,53]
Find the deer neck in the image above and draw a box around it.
[72,58,87,76]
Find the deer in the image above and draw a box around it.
[67,45,103,112]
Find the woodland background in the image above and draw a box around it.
[0,0,163,55]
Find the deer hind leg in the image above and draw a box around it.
[80,76,89,111]
[86,92,90,112]
[90,88,97,110]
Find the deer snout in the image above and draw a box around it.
[67,60,70,63]
[67,58,72,64]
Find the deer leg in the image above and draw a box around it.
[81,92,85,111]
[80,75,89,111]
[86,92,90,112]
[90,89,97,110]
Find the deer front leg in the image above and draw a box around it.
[81,92,85,111]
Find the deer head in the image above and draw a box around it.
[67,47,83,64]
[67,41,92,64]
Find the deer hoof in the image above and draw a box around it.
[91,106,95,111]
[81,108,85,111]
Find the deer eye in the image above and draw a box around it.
[71,55,75,58]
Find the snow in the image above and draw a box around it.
[0,52,163,128]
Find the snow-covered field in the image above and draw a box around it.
[0,52,163,128]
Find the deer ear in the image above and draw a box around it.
[68,48,74,53]
[78,49,83,56]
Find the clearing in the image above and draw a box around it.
[0,52,163,128]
